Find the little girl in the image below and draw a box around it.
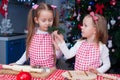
[13,3,62,68]
[53,12,111,73]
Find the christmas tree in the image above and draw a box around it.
[60,0,120,73]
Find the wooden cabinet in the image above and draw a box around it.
[0,35,26,64]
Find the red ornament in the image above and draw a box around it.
[110,0,116,6]
[77,0,81,4]
[77,23,82,30]
[16,71,32,80]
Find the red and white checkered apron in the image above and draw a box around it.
[29,34,55,68]
[75,41,101,71]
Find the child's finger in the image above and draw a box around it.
[89,67,98,74]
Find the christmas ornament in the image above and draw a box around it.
[95,3,104,14]
[108,40,112,48]
[77,0,81,4]
[73,11,77,17]
[69,27,72,31]
[77,23,82,30]
[66,5,71,9]
[112,49,115,52]
[88,6,92,11]
[89,1,95,6]
[110,18,116,25]
[16,71,31,80]
[107,22,110,30]
[77,13,81,21]
[67,32,71,37]
[0,0,8,18]
[110,0,116,6]
[118,16,120,20]
[88,1,95,11]
[71,21,76,26]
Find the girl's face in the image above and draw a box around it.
[81,16,96,40]
[34,10,54,32]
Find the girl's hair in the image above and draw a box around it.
[26,2,59,58]
[84,13,108,44]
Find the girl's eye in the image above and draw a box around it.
[85,24,87,27]
[83,23,87,27]
[48,18,53,22]
[41,18,53,22]
[41,19,46,22]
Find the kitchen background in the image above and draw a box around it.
[0,0,120,74]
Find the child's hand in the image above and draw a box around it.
[52,36,60,50]
[52,31,64,50]
[52,31,60,50]
[88,67,99,74]
[52,30,64,44]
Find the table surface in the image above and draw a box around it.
[0,69,120,80]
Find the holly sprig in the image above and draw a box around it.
[48,26,65,34]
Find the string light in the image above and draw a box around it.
[17,0,32,2]
[17,0,38,6]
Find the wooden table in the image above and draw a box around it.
[0,69,120,80]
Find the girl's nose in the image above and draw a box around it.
[46,21,49,24]
[46,21,50,26]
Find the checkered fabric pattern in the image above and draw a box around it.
[75,41,101,70]
[0,70,66,80]
[29,34,55,67]
[0,70,120,80]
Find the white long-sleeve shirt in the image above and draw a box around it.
[58,40,111,73]
[16,50,62,64]
[16,29,62,65]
